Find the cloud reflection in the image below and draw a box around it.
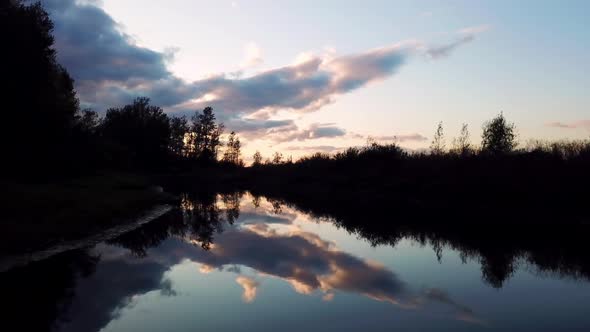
[236,276,260,303]
[183,220,482,324]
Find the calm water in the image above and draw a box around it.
[3,192,590,331]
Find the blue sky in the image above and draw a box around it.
[43,0,590,157]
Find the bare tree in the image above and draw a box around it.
[430,121,446,155]
[252,151,263,167]
[222,131,243,166]
[451,123,473,156]
[272,152,284,164]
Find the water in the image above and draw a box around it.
[3,192,590,331]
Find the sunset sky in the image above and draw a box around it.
[42,0,590,159]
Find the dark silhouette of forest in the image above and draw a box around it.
[240,119,590,221]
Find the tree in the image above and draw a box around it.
[252,151,263,167]
[451,123,473,156]
[430,121,446,155]
[2,0,80,169]
[169,116,189,157]
[481,113,517,155]
[75,109,100,134]
[222,131,243,166]
[101,97,170,167]
[190,107,224,162]
[272,152,284,164]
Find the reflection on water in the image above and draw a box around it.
[2,191,590,331]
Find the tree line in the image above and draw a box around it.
[84,98,242,169]
[250,112,588,168]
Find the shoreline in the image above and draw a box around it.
[0,204,174,272]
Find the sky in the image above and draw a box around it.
[41,0,590,159]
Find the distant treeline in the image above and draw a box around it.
[249,113,589,168]
[240,113,590,222]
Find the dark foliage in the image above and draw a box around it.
[2,1,80,173]
[0,249,99,332]
[100,97,171,169]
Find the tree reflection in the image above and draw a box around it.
[221,191,243,224]
[0,250,100,332]
[249,190,590,288]
[182,191,224,250]
[107,209,187,257]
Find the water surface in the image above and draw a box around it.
[3,192,589,331]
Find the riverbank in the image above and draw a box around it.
[1,173,178,255]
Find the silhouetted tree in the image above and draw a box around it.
[101,97,170,167]
[430,121,445,155]
[252,151,263,167]
[3,0,80,170]
[73,109,100,133]
[451,123,473,156]
[272,152,284,164]
[222,131,243,166]
[481,113,516,155]
[169,116,189,156]
[189,107,224,162]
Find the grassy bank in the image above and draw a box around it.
[1,173,178,254]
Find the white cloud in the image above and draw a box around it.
[547,120,590,130]
[241,42,263,68]
[236,276,259,303]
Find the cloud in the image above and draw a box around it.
[547,120,590,130]
[42,0,487,148]
[44,0,485,119]
[426,25,490,59]
[371,133,428,142]
[458,25,492,36]
[270,123,347,142]
[235,276,259,302]
[224,118,296,139]
[44,0,170,83]
[285,145,343,153]
[241,42,263,68]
